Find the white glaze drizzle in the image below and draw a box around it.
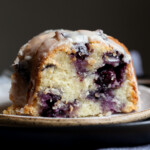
[14,29,131,64]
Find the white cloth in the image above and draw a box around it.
[0,72,11,113]
[0,74,11,101]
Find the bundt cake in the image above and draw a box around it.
[3,29,139,117]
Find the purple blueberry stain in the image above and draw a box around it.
[52,100,78,118]
[95,51,127,89]
[40,92,78,117]
[101,100,117,113]
[95,66,117,89]
[40,93,61,117]
[73,43,89,60]
[70,43,91,80]
[74,59,88,81]
[87,51,127,113]
[87,89,114,101]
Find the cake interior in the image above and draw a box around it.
[32,42,134,117]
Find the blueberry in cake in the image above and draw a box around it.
[3,29,139,117]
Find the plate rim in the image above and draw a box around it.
[1,108,150,127]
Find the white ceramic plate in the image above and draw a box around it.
[0,85,150,127]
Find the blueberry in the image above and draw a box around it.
[73,43,89,60]
[95,67,116,88]
[40,92,77,118]
[74,59,88,80]
[70,43,91,80]
[87,51,127,113]
[40,93,61,117]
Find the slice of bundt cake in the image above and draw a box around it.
[3,29,139,117]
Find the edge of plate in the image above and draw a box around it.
[0,109,150,127]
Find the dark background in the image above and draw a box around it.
[0,0,150,75]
